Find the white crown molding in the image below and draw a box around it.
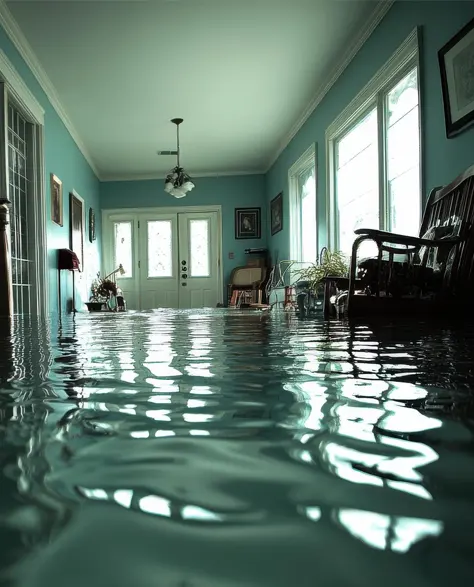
[100,169,265,182]
[0,0,100,178]
[0,49,43,124]
[265,0,395,172]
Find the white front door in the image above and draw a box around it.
[177,212,220,309]
[103,208,221,310]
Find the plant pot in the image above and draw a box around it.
[86,302,104,312]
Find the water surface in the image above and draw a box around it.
[1,310,474,586]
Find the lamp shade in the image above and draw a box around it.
[164,166,195,199]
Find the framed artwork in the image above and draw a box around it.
[439,17,474,138]
[50,173,63,226]
[235,207,261,239]
[70,191,84,270]
[89,207,96,242]
[270,192,283,236]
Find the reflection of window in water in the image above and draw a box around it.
[453,44,474,111]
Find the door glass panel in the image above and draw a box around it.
[114,222,133,277]
[148,220,172,277]
[189,219,210,277]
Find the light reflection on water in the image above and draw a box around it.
[1,310,474,586]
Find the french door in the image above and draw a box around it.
[103,209,221,310]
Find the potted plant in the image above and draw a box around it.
[86,272,118,311]
[294,248,348,314]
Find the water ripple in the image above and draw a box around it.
[1,311,474,586]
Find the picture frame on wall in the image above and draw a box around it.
[270,192,283,236]
[89,207,96,242]
[50,173,63,226]
[70,191,84,270]
[235,207,261,239]
[438,16,474,138]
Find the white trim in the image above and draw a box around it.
[101,205,224,306]
[0,48,48,316]
[288,144,316,262]
[288,143,317,261]
[29,124,48,316]
[0,0,99,178]
[100,170,264,182]
[266,0,395,171]
[0,49,43,124]
[325,27,421,250]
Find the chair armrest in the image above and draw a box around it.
[354,228,460,247]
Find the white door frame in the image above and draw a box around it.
[0,50,47,316]
[101,205,224,306]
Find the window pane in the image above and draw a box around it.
[114,222,132,277]
[301,174,316,263]
[189,219,210,277]
[336,108,378,257]
[386,68,420,235]
[148,220,172,277]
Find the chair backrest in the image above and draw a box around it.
[419,164,474,290]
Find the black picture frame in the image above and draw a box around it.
[270,192,283,236]
[89,207,96,242]
[235,207,261,239]
[438,16,474,138]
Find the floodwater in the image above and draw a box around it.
[1,309,474,586]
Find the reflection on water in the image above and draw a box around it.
[1,310,474,586]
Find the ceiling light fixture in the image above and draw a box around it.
[161,118,195,199]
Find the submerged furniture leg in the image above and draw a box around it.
[0,201,13,317]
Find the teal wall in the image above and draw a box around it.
[265,0,474,261]
[100,174,267,292]
[0,25,101,316]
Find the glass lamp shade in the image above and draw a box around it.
[164,166,195,199]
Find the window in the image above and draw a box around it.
[289,144,317,263]
[114,221,133,277]
[327,29,421,257]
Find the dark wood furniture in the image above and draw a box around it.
[325,164,474,318]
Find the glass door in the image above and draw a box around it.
[177,211,219,308]
[138,214,179,309]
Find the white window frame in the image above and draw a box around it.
[0,50,47,316]
[288,143,317,263]
[326,27,422,251]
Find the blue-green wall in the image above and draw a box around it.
[0,25,101,316]
[266,0,474,261]
[100,174,267,291]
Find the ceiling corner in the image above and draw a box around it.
[0,0,100,178]
[264,0,396,173]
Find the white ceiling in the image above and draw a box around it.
[5,0,389,180]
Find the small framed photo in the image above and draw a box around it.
[439,17,474,138]
[89,207,96,242]
[270,192,283,236]
[50,173,63,226]
[235,207,261,239]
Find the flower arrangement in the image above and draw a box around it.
[90,272,118,301]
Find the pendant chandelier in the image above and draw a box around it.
[162,118,195,199]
